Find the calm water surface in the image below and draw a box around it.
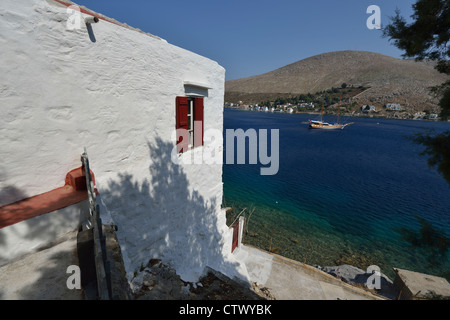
[222,109,450,279]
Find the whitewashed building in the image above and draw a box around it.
[361,105,376,112]
[386,103,402,111]
[0,0,249,283]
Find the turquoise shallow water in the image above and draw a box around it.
[222,109,450,280]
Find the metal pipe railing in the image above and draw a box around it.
[81,149,110,300]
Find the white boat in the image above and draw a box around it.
[307,120,352,130]
[303,98,353,130]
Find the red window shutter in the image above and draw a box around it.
[176,97,189,128]
[193,97,204,147]
[176,97,189,153]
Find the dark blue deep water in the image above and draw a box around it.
[222,109,450,279]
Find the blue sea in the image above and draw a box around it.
[222,109,450,280]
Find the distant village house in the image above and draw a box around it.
[385,103,402,111]
[361,105,376,112]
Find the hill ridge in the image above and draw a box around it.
[225,51,448,114]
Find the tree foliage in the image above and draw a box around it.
[384,0,450,187]
[411,130,450,184]
[383,1,450,61]
[385,2,450,274]
[383,0,450,119]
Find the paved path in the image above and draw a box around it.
[0,234,384,300]
[234,245,384,300]
[0,231,83,300]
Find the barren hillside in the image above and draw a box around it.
[225,51,448,113]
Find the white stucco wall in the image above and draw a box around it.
[0,0,249,283]
[0,200,89,267]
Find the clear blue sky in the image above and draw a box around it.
[73,0,416,80]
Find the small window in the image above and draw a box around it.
[176,96,204,153]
